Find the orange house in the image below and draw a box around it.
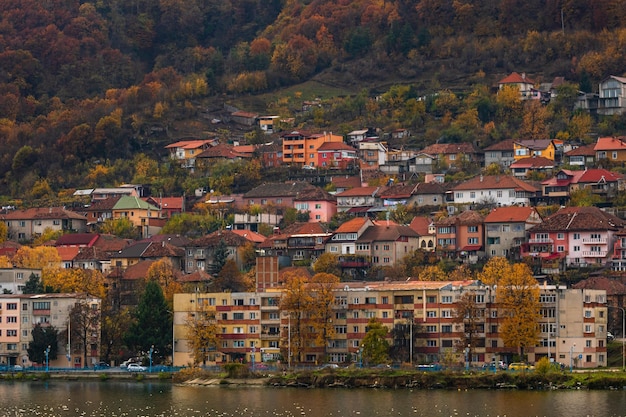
[594,137,626,162]
[281,130,344,167]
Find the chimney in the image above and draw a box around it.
[480,175,484,182]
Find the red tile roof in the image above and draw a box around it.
[56,246,80,262]
[529,206,625,232]
[541,169,621,186]
[55,233,99,247]
[230,229,267,244]
[484,139,516,151]
[334,217,370,233]
[594,137,626,151]
[498,72,535,85]
[453,175,537,192]
[409,216,433,235]
[510,156,555,169]
[330,176,361,190]
[165,140,215,149]
[317,141,355,151]
[565,144,596,157]
[484,206,538,223]
[336,186,385,197]
[2,207,87,221]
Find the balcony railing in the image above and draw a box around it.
[582,251,607,257]
[582,238,607,244]
[528,238,553,244]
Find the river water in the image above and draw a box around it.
[0,381,625,417]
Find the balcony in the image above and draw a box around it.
[528,238,553,244]
[582,237,607,244]
[582,251,607,257]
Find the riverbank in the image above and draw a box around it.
[4,367,626,390]
[178,367,626,391]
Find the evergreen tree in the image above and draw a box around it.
[211,239,229,275]
[27,323,58,364]
[124,280,172,363]
[23,273,44,294]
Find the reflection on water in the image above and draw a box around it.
[1,381,625,417]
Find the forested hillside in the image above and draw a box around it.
[1,0,626,203]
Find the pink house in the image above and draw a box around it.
[293,187,337,223]
[522,206,625,273]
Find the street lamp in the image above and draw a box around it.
[570,343,576,372]
[45,345,51,372]
[149,345,154,373]
[251,342,256,372]
[607,306,625,371]
[282,311,292,370]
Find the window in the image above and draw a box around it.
[468,237,479,244]
[233,340,245,347]
[441,310,452,318]
[441,325,452,333]
[441,296,453,304]
[426,325,437,332]
[426,311,436,318]
[584,310,592,318]
[557,246,565,252]
[557,233,564,240]
[426,340,437,347]
[381,296,388,304]
[7,330,17,337]
[233,313,244,320]
[233,327,244,334]
[467,226,478,233]
[7,303,17,310]
[7,316,17,323]
[249,312,257,319]
[574,233,580,239]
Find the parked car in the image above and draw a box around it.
[127,363,147,372]
[508,362,533,371]
[319,363,339,370]
[95,362,110,370]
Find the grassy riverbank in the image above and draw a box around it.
[4,366,626,390]
[173,365,626,391]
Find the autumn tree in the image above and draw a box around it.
[99,217,140,240]
[520,100,550,139]
[279,271,313,363]
[361,318,390,366]
[313,253,341,277]
[212,259,252,292]
[0,256,12,268]
[453,291,483,365]
[147,258,183,308]
[185,303,219,366]
[33,227,63,246]
[417,265,447,281]
[13,246,61,270]
[479,257,540,358]
[0,221,7,243]
[309,272,340,361]
[568,188,602,207]
[69,298,101,368]
[27,323,59,364]
[44,268,106,298]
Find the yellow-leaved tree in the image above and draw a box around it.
[185,302,219,366]
[44,267,106,298]
[147,258,183,309]
[309,272,340,361]
[417,265,447,281]
[479,257,540,359]
[13,246,61,270]
[279,270,313,364]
